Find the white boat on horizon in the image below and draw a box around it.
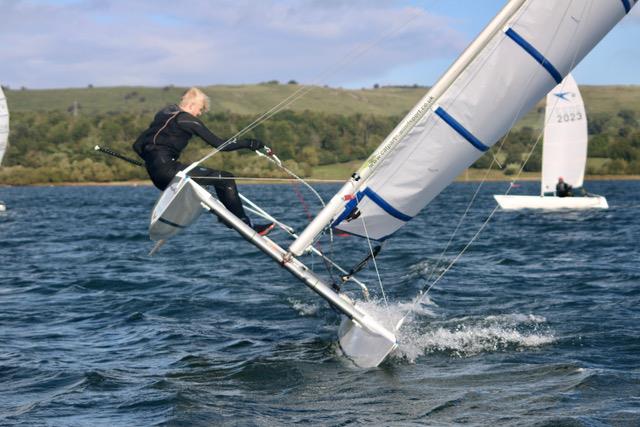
[494,74,608,210]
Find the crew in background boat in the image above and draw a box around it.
[133,87,274,235]
[556,177,573,198]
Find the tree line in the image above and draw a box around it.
[1,108,639,185]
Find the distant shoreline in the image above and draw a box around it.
[3,174,639,188]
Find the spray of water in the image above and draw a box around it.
[397,312,555,363]
[344,298,555,364]
[287,298,320,317]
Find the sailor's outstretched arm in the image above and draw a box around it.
[176,114,252,151]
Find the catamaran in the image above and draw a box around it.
[146,0,636,367]
[0,85,9,212]
[494,73,608,210]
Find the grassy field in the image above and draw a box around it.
[5,84,640,130]
[3,84,425,116]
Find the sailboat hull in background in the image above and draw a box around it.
[494,194,608,210]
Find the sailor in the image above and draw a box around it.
[133,87,274,235]
[556,177,573,198]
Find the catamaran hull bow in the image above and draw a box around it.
[149,176,204,241]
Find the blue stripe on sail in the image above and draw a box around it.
[362,188,413,222]
[158,217,187,228]
[434,107,489,152]
[331,188,412,228]
[621,0,631,13]
[331,196,360,227]
[505,28,563,84]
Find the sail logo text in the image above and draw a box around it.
[366,98,433,168]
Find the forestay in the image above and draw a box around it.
[0,86,9,165]
[541,74,587,194]
[289,0,636,249]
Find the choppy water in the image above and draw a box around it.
[1,180,639,426]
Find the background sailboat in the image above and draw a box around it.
[0,85,9,212]
[494,74,608,209]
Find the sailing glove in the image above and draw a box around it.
[245,138,265,151]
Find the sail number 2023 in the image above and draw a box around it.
[557,112,583,123]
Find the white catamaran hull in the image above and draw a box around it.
[149,176,204,241]
[494,195,608,210]
[150,173,397,368]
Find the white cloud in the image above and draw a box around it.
[0,0,466,88]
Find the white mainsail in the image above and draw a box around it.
[0,86,9,166]
[290,0,635,251]
[541,74,587,194]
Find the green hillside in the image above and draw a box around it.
[4,84,426,116]
[6,83,640,125]
[1,83,639,185]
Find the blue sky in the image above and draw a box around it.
[0,0,638,89]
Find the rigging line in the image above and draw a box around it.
[357,195,389,309]
[224,9,423,141]
[422,157,498,286]
[292,182,315,223]
[290,176,339,278]
[292,180,338,284]
[184,175,343,183]
[422,81,536,287]
[239,193,369,296]
[261,152,328,208]
[186,9,423,172]
[394,203,501,331]
[256,150,334,245]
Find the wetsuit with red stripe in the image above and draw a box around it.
[133,104,254,223]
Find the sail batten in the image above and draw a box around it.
[435,107,490,152]
[504,27,563,84]
[621,0,632,14]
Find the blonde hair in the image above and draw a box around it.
[179,87,210,112]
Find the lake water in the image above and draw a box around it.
[1,180,639,426]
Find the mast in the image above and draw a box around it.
[289,0,527,256]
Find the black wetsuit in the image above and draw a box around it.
[133,104,255,223]
[556,181,573,198]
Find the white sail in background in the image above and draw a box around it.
[289,0,635,250]
[0,86,9,166]
[541,74,587,194]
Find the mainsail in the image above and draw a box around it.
[290,0,636,251]
[541,74,588,194]
[0,86,9,166]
